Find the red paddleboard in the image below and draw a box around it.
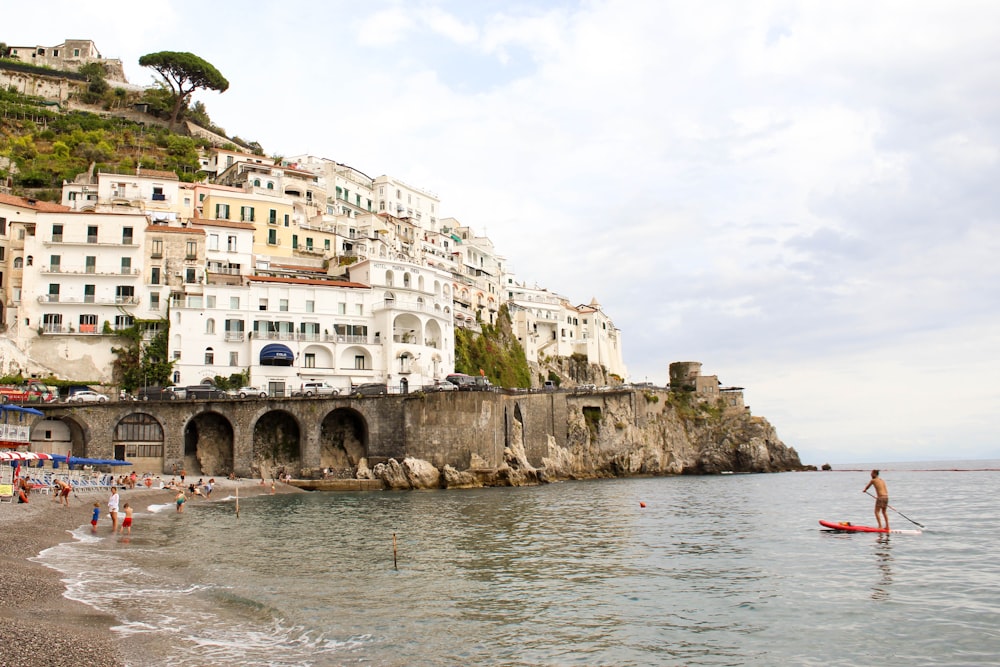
[819,520,921,535]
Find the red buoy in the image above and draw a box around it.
[639,502,646,508]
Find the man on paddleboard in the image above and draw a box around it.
[863,470,889,531]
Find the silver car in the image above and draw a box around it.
[67,390,108,403]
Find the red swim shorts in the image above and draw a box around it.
[122,517,133,528]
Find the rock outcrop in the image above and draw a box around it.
[369,389,805,490]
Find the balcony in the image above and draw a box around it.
[224,332,245,342]
[36,294,135,308]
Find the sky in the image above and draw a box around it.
[6,1,1000,464]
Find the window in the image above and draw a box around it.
[79,314,97,332]
[13,257,22,269]
[151,239,163,258]
[284,214,289,227]
[206,319,215,334]
[114,314,133,329]
[205,348,214,365]
[122,227,133,244]
[324,239,330,250]
[227,235,237,252]
[259,298,268,311]
[268,209,277,224]
[85,256,96,273]
[206,295,216,308]
[186,241,197,259]
[229,351,239,366]
[48,283,60,302]
[292,235,298,249]
[304,353,316,368]
[150,293,160,310]
[306,300,314,313]
[51,224,63,242]
[116,285,135,304]
[150,267,160,284]
[121,257,132,274]
[87,226,98,243]
[49,255,60,272]
[84,284,95,303]
[185,268,197,283]
[356,304,363,315]
[208,234,219,251]
[279,299,288,312]
[43,313,63,332]
[152,187,165,201]
[230,296,240,309]
[240,206,255,222]
[215,203,230,220]
[338,303,346,315]
[354,355,366,370]
[267,229,277,245]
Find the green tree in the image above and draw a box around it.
[138,51,229,130]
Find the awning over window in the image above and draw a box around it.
[260,343,294,366]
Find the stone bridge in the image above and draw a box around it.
[28,389,646,480]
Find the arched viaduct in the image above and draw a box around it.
[26,390,644,479]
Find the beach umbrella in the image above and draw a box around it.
[0,451,53,461]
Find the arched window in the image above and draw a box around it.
[253,179,261,187]
[403,272,411,288]
[206,318,215,335]
[205,347,214,364]
[13,257,22,268]
[266,182,274,190]
[386,270,395,287]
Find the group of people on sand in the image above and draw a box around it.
[100,486,133,535]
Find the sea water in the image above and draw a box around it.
[34,462,1000,666]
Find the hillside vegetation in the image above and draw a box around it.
[454,306,532,388]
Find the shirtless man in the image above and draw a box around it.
[863,470,889,530]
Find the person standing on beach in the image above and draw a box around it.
[108,486,120,533]
[175,489,187,513]
[91,502,100,532]
[59,479,72,507]
[122,503,133,535]
[863,470,889,531]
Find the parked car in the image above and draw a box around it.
[295,381,339,397]
[543,380,558,391]
[351,383,388,397]
[138,386,184,401]
[66,390,108,403]
[233,386,268,399]
[185,385,227,400]
[424,381,458,392]
[446,373,492,391]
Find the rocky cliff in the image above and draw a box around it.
[364,388,806,490]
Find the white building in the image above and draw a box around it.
[169,258,454,394]
[13,209,152,379]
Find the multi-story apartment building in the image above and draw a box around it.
[505,276,628,381]
[10,208,151,379]
[170,258,454,394]
[374,175,439,230]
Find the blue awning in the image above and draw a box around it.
[260,343,294,366]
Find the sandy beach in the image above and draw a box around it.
[0,478,295,666]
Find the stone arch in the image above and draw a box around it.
[393,313,422,345]
[319,407,369,475]
[30,416,82,458]
[183,411,234,476]
[252,409,302,477]
[340,345,372,370]
[112,412,164,472]
[424,319,443,349]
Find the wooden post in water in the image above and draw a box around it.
[393,533,398,570]
[235,487,240,519]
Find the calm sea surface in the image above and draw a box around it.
[36,461,1000,666]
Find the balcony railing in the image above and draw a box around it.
[41,266,139,276]
[224,332,245,342]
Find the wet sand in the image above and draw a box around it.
[0,478,294,666]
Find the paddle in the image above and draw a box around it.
[865,490,925,528]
